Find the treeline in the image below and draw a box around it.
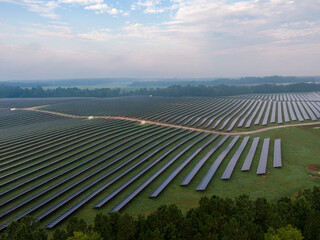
[130,76,320,87]
[3,76,319,88]
[1,83,320,98]
[0,85,121,98]
[145,83,320,97]
[0,187,319,240]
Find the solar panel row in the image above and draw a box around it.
[221,136,250,180]
[241,137,260,171]
[38,130,183,229]
[106,132,204,214]
[257,138,270,175]
[0,127,172,220]
[149,134,219,197]
[196,136,240,191]
[273,139,282,168]
[94,131,194,208]
[180,135,230,186]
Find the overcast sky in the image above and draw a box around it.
[0,0,320,81]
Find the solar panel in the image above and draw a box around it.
[37,130,183,222]
[210,100,243,129]
[149,134,219,197]
[94,132,194,208]
[183,116,196,125]
[257,138,270,175]
[245,101,262,128]
[226,100,255,131]
[308,102,320,118]
[241,137,260,171]
[277,101,283,124]
[197,117,208,127]
[0,123,136,179]
[282,102,290,122]
[254,101,267,125]
[286,94,292,101]
[287,101,297,121]
[270,101,277,123]
[0,125,162,191]
[297,101,309,120]
[221,136,250,180]
[262,101,272,126]
[301,102,317,120]
[190,117,202,126]
[273,139,282,168]
[180,134,230,186]
[0,128,175,220]
[107,133,204,214]
[176,115,189,124]
[291,101,303,121]
[196,135,240,191]
[219,100,249,130]
[238,101,258,127]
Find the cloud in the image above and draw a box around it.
[1,0,320,79]
[58,0,103,5]
[23,23,113,41]
[22,0,60,19]
[59,0,123,16]
[84,3,119,15]
[124,0,320,49]
[0,0,20,3]
[1,0,123,18]
[77,28,112,41]
[131,0,178,14]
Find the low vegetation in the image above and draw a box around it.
[0,186,319,240]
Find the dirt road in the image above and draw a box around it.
[22,107,320,135]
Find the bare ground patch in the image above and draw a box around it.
[306,165,320,178]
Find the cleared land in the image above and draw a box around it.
[0,93,319,231]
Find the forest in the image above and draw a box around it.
[1,83,320,98]
[0,187,319,240]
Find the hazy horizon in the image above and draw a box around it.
[1,0,320,81]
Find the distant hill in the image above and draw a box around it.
[129,76,320,87]
[0,78,138,88]
[1,76,320,88]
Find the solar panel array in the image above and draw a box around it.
[42,92,320,131]
[0,116,284,230]
[0,110,67,129]
[1,92,305,229]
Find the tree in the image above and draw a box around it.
[265,225,304,240]
[52,229,68,240]
[67,231,102,240]
[66,217,88,237]
[0,216,47,240]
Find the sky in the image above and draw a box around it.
[0,0,320,81]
